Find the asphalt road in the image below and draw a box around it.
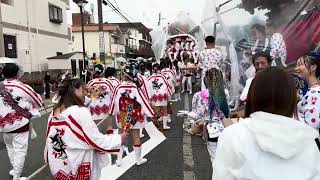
[0,88,212,180]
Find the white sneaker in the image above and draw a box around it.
[136,158,147,166]
[140,133,145,138]
[189,91,192,94]
[115,160,122,167]
[9,170,14,176]
[13,176,27,180]
[163,118,171,130]
[181,90,185,93]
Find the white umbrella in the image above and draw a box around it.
[116,57,127,63]
[0,57,17,64]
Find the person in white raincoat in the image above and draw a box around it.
[45,77,124,180]
[214,67,320,180]
[0,63,43,180]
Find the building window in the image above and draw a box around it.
[49,4,63,24]
[4,34,17,58]
[1,0,14,6]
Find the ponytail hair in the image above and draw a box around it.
[53,76,85,111]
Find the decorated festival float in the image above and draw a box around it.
[150,12,206,64]
[151,0,320,127]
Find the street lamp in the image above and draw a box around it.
[73,0,88,81]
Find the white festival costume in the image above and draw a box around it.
[86,78,114,121]
[109,81,154,130]
[147,73,174,107]
[45,106,121,180]
[0,79,42,179]
[0,79,42,132]
[137,73,152,99]
[161,68,176,94]
[107,76,121,88]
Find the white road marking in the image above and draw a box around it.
[100,122,166,180]
[182,94,196,180]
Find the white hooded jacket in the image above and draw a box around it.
[214,111,320,180]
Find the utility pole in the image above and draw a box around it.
[158,12,161,26]
[0,4,4,57]
[98,0,106,65]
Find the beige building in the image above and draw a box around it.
[71,23,125,69]
[0,0,71,75]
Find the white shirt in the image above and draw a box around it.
[240,77,254,102]
[297,86,320,129]
[214,111,320,180]
[199,48,223,77]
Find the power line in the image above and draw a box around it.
[113,0,119,9]
[104,0,131,23]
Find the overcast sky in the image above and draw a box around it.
[68,0,269,28]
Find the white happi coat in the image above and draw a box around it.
[147,73,173,107]
[45,106,121,180]
[137,73,152,99]
[86,78,114,121]
[161,68,176,94]
[107,76,121,88]
[109,81,154,129]
[0,79,42,132]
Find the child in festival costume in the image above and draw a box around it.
[86,64,115,137]
[1,63,43,180]
[86,64,114,121]
[45,77,124,180]
[179,54,195,94]
[148,63,174,130]
[109,64,154,166]
[105,67,120,88]
[161,58,176,123]
[173,60,182,101]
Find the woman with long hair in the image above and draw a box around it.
[214,67,320,180]
[45,76,124,180]
[295,51,320,130]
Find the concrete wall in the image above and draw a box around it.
[0,0,70,73]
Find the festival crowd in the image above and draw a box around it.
[0,22,320,180]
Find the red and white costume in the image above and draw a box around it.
[147,73,174,107]
[107,76,121,88]
[137,73,152,100]
[179,61,194,93]
[86,78,114,121]
[45,106,121,180]
[0,79,42,179]
[109,81,154,130]
[161,68,176,94]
